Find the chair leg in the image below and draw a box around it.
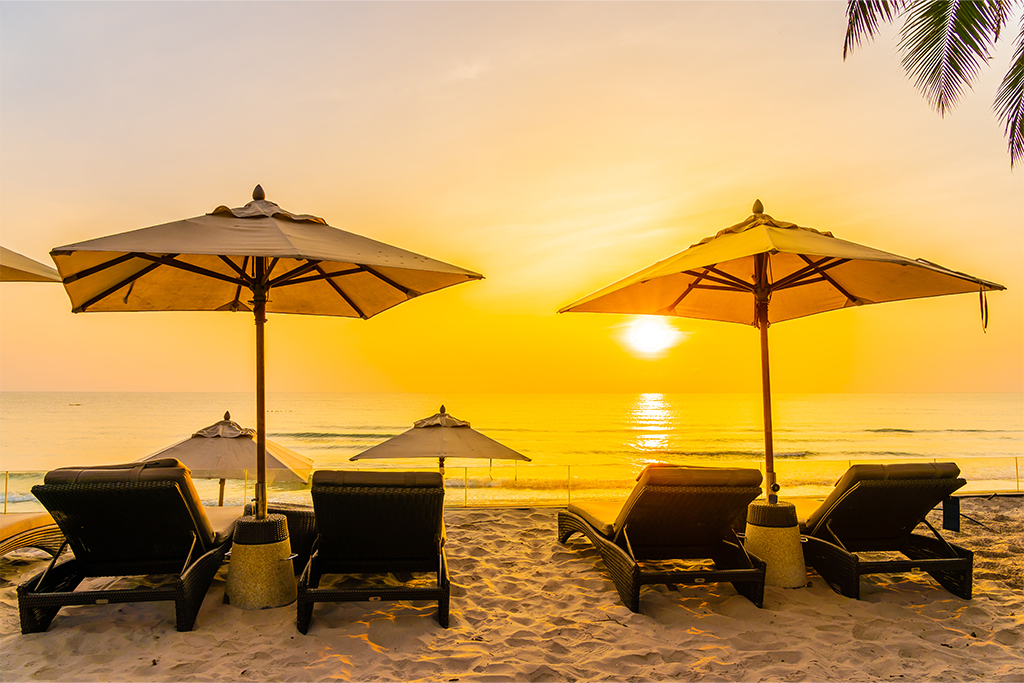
[17,559,85,634]
[925,565,973,599]
[556,510,584,545]
[593,541,641,612]
[904,535,974,599]
[437,551,451,628]
[437,587,450,628]
[557,511,641,611]
[296,554,320,635]
[803,536,862,599]
[296,598,314,635]
[176,542,230,632]
[713,542,766,608]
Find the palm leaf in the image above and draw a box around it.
[845,0,907,58]
[898,0,1003,115]
[994,20,1024,166]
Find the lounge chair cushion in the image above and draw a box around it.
[804,462,960,534]
[566,500,621,538]
[43,458,217,548]
[204,506,245,544]
[0,512,56,541]
[634,464,764,488]
[614,465,762,538]
[567,465,763,540]
[312,470,443,488]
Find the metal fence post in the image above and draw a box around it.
[567,465,571,505]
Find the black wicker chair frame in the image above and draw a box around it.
[297,471,449,634]
[0,514,66,559]
[557,466,767,613]
[802,472,972,600]
[18,463,235,633]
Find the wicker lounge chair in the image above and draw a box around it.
[800,462,972,600]
[1,512,65,559]
[557,465,767,612]
[18,458,239,633]
[297,470,450,633]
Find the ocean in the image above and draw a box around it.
[1,392,1021,510]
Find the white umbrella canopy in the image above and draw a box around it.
[561,201,1005,324]
[560,200,1005,502]
[137,412,313,505]
[50,186,482,317]
[350,405,531,473]
[1,246,60,282]
[51,186,483,517]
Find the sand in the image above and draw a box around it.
[1,496,1022,682]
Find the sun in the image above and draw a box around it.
[623,316,686,357]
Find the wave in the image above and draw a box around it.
[273,431,398,440]
[864,428,1020,434]
[631,449,814,459]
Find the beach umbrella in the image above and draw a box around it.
[350,405,531,475]
[1,246,60,282]
[136,412,313,506]
[50,186,483,518]
[559,200,1005,503]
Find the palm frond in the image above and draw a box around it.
[844,0,907,58]
[993,19,1024,167]
[898,0,1003,115]
[992,0,1014,41]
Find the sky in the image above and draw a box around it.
[1,1,1021,395]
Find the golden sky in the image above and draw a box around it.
[1,2,1021,394]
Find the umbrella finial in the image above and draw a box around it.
[253,185,266,201]
[752,199,764,214]
[224,411,231,421]
[440,404,446,414]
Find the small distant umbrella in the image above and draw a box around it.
[137,412,313,506]
[350,405,531,475]
[560,200,1005,503]
[1,247,60,282]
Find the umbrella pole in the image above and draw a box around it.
[755,253,778,504]
[254,261,268,520]
[218,478,226,507]
[758,309,778,503]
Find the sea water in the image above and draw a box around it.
[1,392,1021,509]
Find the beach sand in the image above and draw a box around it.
[2,496,1021,682]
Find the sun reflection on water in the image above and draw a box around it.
[626,393,672,453]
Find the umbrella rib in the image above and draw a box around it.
[692,284,754,292]
[702,265,756,290]
[133,253,248,286]
[663,269,709,312]
[218,255,251,281]
[58,252,140,284]
[362,265,420,298]
[219,255,251,307]
[770,257,847,290]
[262,258,280,288]
[661,267,748,314]
[681,268,753,291]
[267,260,324,288]
[277,266,364,286]
[314,264,369,319]
[74,260,163,312]
[773,276,829,291]
[795,255,859,304]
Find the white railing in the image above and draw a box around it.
[3,457,1020,513]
